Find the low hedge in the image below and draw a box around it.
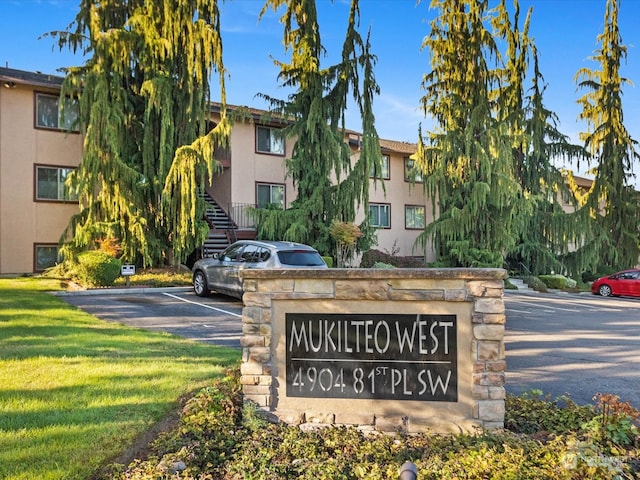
[76,251,122,287]
[539,274,577,290]
[360,249,424,268]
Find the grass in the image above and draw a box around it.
[0,277,241,480]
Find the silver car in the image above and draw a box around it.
[192,240,328,298]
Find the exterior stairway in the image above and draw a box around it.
[199,192,235,257]
[509,278,533,292]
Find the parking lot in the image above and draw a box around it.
[60,288,244,348]
[59,288,640,408]
[505,291,640,407]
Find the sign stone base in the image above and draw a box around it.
[239,268,506,433]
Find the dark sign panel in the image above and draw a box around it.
[285,313,457,401]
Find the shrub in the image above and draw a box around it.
[504,278,518,290]
[76,251,122,287]
[505,390,595,435]
[582,265,617,283]
[329,221,362,267]
[583,393,640,449]
[111,375,640,480]
[525,275,548,292]
[539,274,577,290]
[372,261,396,269]
[360,249,424,268]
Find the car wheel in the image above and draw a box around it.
[193,271,210,297]
[598,284,613,297]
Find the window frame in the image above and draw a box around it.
[255,125,285,156]
[370,154,390,180]
[369,202,391,229]
[34,91,80,132]
[405,204,426,230]
[404,157,424,184]
[256,182,286,209]
[34,243,60,272]
[34,164,78,203]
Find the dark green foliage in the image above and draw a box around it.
[505,391,596,435]
[508,45,588,278]
[110,374,640,480]
[76,251,122,287]
[415,0,533,268]
[253,0,384,257]
[359,249,424,268]
[582,265,617,283]
[524,275,548,292]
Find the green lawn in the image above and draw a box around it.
[0,277,241,480]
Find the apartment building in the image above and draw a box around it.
[0,67,432,274]
[0,67,83,275]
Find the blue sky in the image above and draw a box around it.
[2,0,640,181]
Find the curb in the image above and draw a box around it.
[53,286,192,296]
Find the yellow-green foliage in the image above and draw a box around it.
[329,220,363,267]
[55,0,228,267]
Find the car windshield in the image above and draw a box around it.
[276,250,325,266]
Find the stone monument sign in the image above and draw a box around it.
[239,268,506,433]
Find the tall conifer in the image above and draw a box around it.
[415,0,527,267]
[55,0,228,266]
[251,0,383,256]
[574,0,639,270]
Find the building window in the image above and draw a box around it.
[405,205,425,229]
[404,157,424,183]
[35,165,77,202]
[369,203,391,228]
[256,183,285,209]
[34,244,60,272]
[256,125,285,155]
[370,154,390,180]
[35,93,79,131]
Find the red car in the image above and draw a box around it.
[591,269,640,297]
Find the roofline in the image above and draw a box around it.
[0,66,64,89]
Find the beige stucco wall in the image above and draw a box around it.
[240,268,507,433]
[365,152,436,263]
[0,84,82,274]
[207,110,433,262]
[226,119,296,208]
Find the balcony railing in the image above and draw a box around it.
[228,203,257,229]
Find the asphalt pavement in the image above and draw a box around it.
[505,290,640,408]
[57,287,244,348]
[56,287,640,408]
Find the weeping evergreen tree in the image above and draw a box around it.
[572,0,640,271]
[251,0,383,256]
[499,0,587,277]
[54,0,229,267]
[414,0,529,268]
[511,45,588,276]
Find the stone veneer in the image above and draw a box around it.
[239,268,507,433]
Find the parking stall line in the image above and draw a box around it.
[162,292,242,318]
